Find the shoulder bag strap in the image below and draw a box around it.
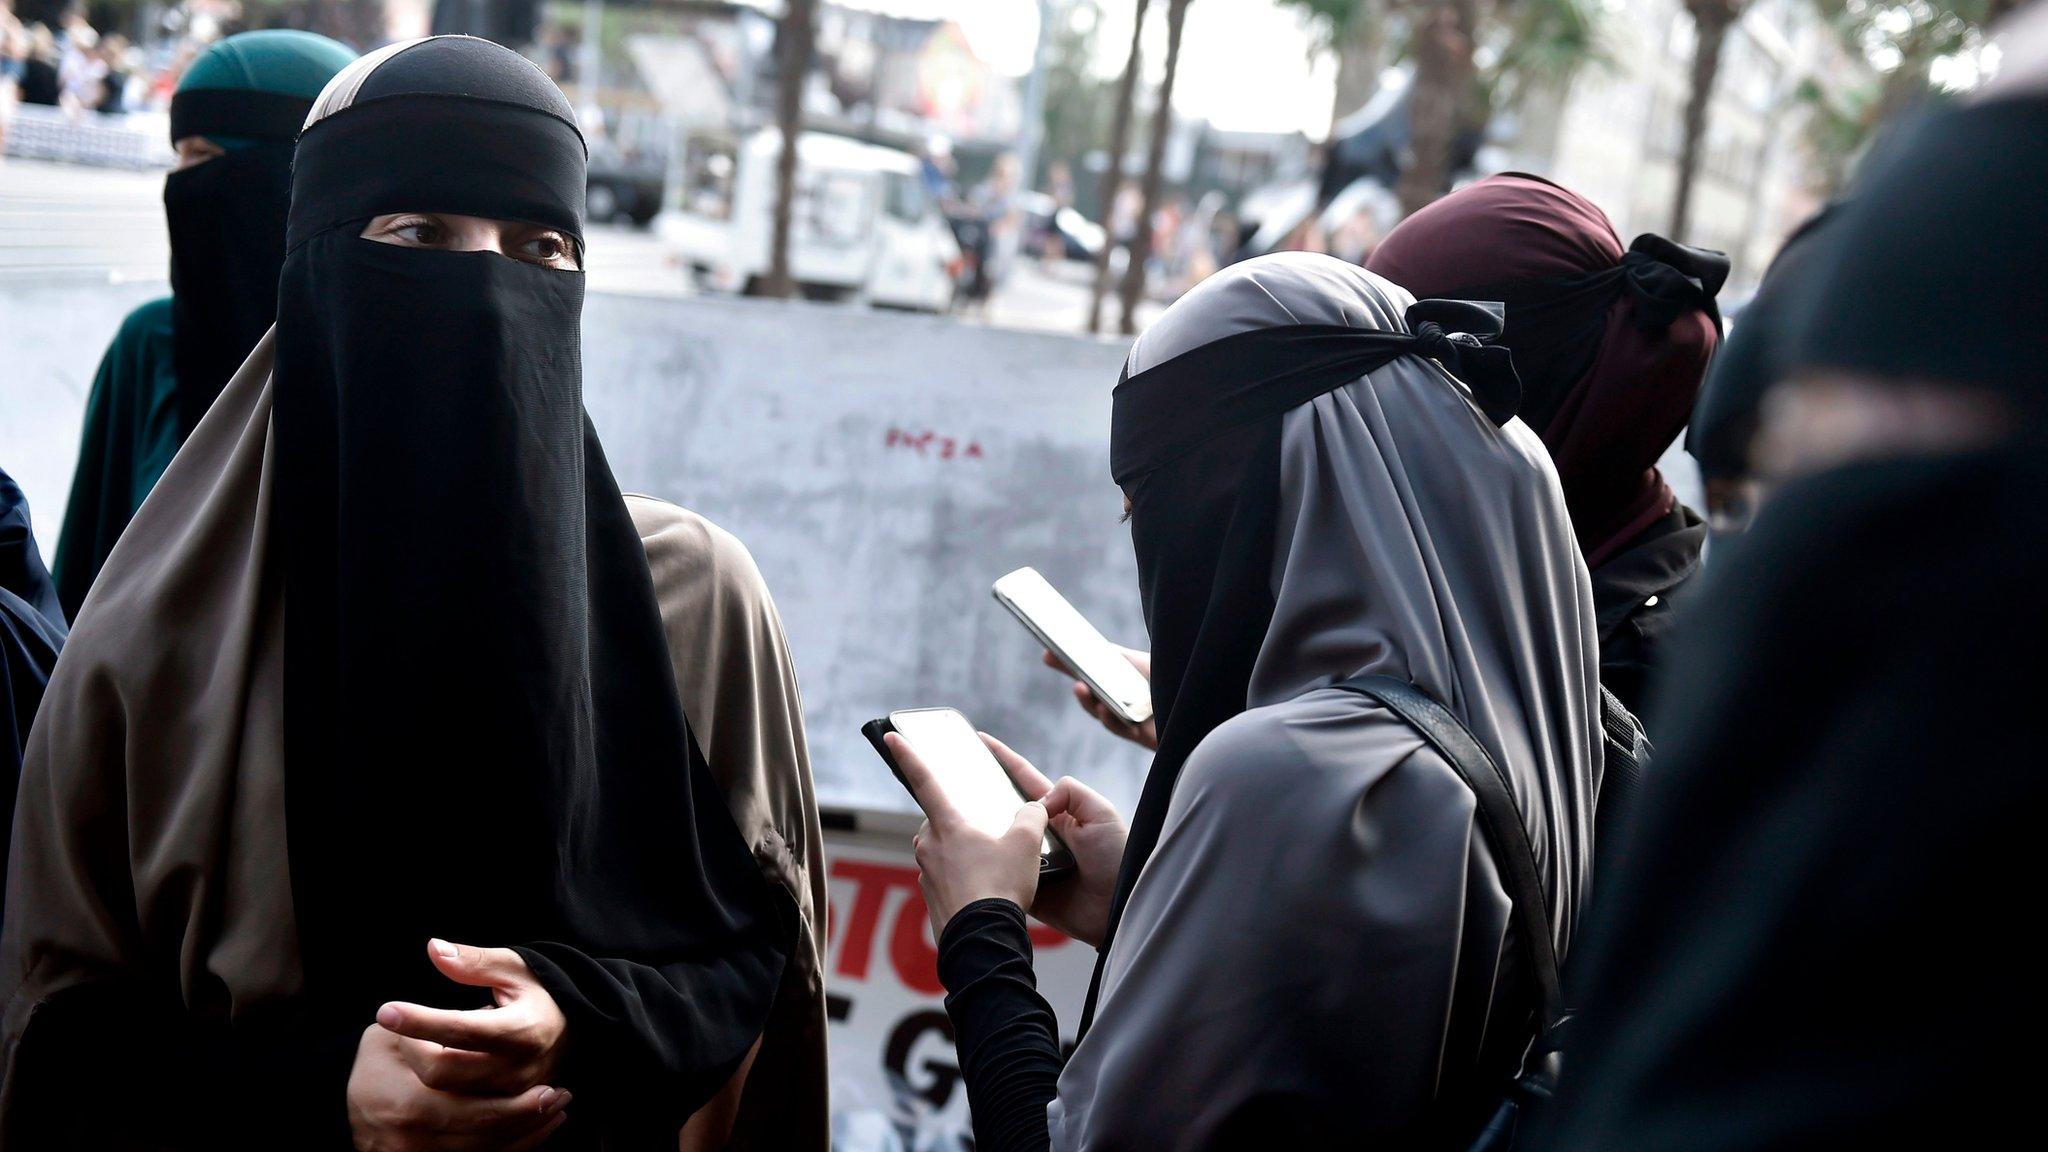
[1332,673,1563,1030]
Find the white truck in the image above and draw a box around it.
[660,128,959,313]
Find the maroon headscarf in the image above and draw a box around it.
[1367,173,1726,567]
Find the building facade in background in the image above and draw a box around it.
[1505,0,1868,293]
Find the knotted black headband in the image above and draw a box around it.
[1111,298,1521,485]
[1455,232,1730,341]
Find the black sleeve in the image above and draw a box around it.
[937,898,1065,1152]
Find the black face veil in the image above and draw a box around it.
[164,88,307,437]
[275,36,787,1132]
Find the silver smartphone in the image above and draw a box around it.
[992,566,1153,727]
[870,707,1075,874]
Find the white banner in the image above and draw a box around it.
[824,810,1097,1152]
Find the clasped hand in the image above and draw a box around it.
[348,939,572,1151]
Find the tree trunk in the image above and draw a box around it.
[765,0,818,300]
[1395,0,1477,218]
[1117,0,1190,336]
[1329,7,1384,130]
[1088,0,1152,334]
[1671,1,1742,243]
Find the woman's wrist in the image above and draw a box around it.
[936,898,1033,995]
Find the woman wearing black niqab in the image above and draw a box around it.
[1530,86,2048,1150]
[2,36,790,1150]
[50,30,356,620]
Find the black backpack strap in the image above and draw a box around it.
[1591,686,1650,884]
[1332,674,1563,1030]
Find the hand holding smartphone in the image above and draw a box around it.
[992,567,1152,726]
[864,707,1075,875]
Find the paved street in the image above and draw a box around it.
[0,157,1147,335]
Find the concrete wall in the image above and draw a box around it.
[2,282,1703,814]
[0,285,1155,812]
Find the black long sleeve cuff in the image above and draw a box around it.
[937,898,1065,1152]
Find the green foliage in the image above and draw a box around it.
[1799,1,2013,189]
[1793,73,1876,190]
[1486,0,1614,102]
[1275,0,1376,53]
[1813,0,2016,80]
[1037,0,1117,185]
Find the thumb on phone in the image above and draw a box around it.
[1006,798,1049,849]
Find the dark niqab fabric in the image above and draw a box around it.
[165,140,295,438]
[0,470,63,629]
[1790,97,2048,415]
[1585,504,1704,712]
[1367,173,1726,567]
[277,36,786,1140]
[1534,94,2048,1149]
[2,469,66,927]
[163,39,339,436]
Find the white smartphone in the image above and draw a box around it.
[992,566,1153,726]
[866,707,1075,874]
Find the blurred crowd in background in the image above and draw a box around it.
[0,1,2023,329]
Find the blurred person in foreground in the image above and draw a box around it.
[51,30,356,621]
[2,35,823,1149]
[1683,204,1843,535]
[1368,174,1728,719]
[1530,59,2048,1151]
[897,252,1601,1150]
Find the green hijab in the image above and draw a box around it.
[174,29,358,151]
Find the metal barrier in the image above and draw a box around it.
[2,104,174,170]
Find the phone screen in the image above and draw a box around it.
[993,567,1152,723]
[889,708,1054,854]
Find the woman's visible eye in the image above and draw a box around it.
[517,231,578,268]
[384,216,445,247]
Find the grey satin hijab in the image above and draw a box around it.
[1049,253,1601,1148]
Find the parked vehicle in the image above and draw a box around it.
[1016,191,1105,263]
[661,128,959,312]
[586,138,667,227]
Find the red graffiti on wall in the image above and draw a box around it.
[885,427,986,461]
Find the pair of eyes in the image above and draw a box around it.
[364,215,581,271]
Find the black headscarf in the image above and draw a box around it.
[0,468,63,630]
[1081,292,1520,1034]
[1684,203,1844,484]
[276,36,787,1140]
[1532,94,2048,1149]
